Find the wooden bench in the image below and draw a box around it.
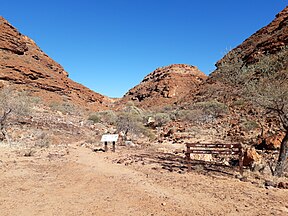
[185,143,243,175]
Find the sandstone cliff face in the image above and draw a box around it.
[0,16,110,110]
[214,6,288,73]
[121,64,207,108]
[189,6,288,103]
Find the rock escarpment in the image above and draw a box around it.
[213,6,288,75]
[121,64,207,108]
[0,16,110,110]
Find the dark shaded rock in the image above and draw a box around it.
[278,182,288,189]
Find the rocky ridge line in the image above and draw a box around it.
[0,16,110,110]
[121,64,207,108]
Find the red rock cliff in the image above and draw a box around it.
[214,6,288,71]
[121,64,207,108]
[0,16,110,110]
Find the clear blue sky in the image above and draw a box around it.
[1,0,287,98]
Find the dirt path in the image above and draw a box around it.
[0,143,287,216]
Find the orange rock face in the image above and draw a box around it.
[0,16,110,110]
[257,132,285,150]
[243,148,262,167]
[121,64,207,108]
[215,6,288,69]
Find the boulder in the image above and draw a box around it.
[257,132,285,150]
[243,148,262,167]
[190,154,213,162]
[278,182,288,189]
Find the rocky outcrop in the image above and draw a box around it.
[243,148,262,167]
[257,131,285,150]
[214,6,288,72]
[0,16,110,110]
[121,64,207,108]
[175,7,288,147]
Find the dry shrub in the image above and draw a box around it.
[241,120,259,131]
[116,112,144,135]
[49,101,79,115]
[0,88,32,116]
[190,100,228,118]
[88,110,117,125]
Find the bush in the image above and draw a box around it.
[88,114,101,123]
[170,100,228,124]
[176,109,212,123]
[154,113,171,126]
[0,87,34,145]
[116,112,143,135]
[88,110,117,125]
[30,96,42,105]
[123,105,144,116]
[241,120,259,131]
[49,101,77,114]
[191,100,228,118]
[87,105,156,140]
[232,99,245,107]
[0,88,32,116]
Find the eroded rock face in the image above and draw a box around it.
[214,6,288,71]
[257,131,285,150]
[243,148,262,167]
[0,16,110,110]
[121,64,207,108]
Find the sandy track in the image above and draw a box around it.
[0,144,287,216]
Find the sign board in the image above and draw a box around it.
[101,134,119,142]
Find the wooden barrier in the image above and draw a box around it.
[185,143,243,175]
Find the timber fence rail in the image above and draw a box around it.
[185,143,243,175]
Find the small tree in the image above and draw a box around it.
[245,55,288,176]
[115,105,152,140]
[0,86,32,145]
[116,112,144,138]
[217,46,288,176]
[0,108,11,143]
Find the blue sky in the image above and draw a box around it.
[1,1,287,98]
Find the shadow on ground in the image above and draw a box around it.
[113,151,242,178]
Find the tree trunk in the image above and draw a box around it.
[274,131,288,177]
[2,128,11,147]
[0,109,11,145]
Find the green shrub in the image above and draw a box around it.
[88,110,117,125]
[241,120,259,131]
[191,100,228,118]
[176,109,207,123]
[49,101,77,114]
[116,112,143,135]
[88,114,101,123]
[152,112,171,127]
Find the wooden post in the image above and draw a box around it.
[104,141,108,152]
[112,141,115,152]
[186,146,191,172]
[239,148,244,176]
